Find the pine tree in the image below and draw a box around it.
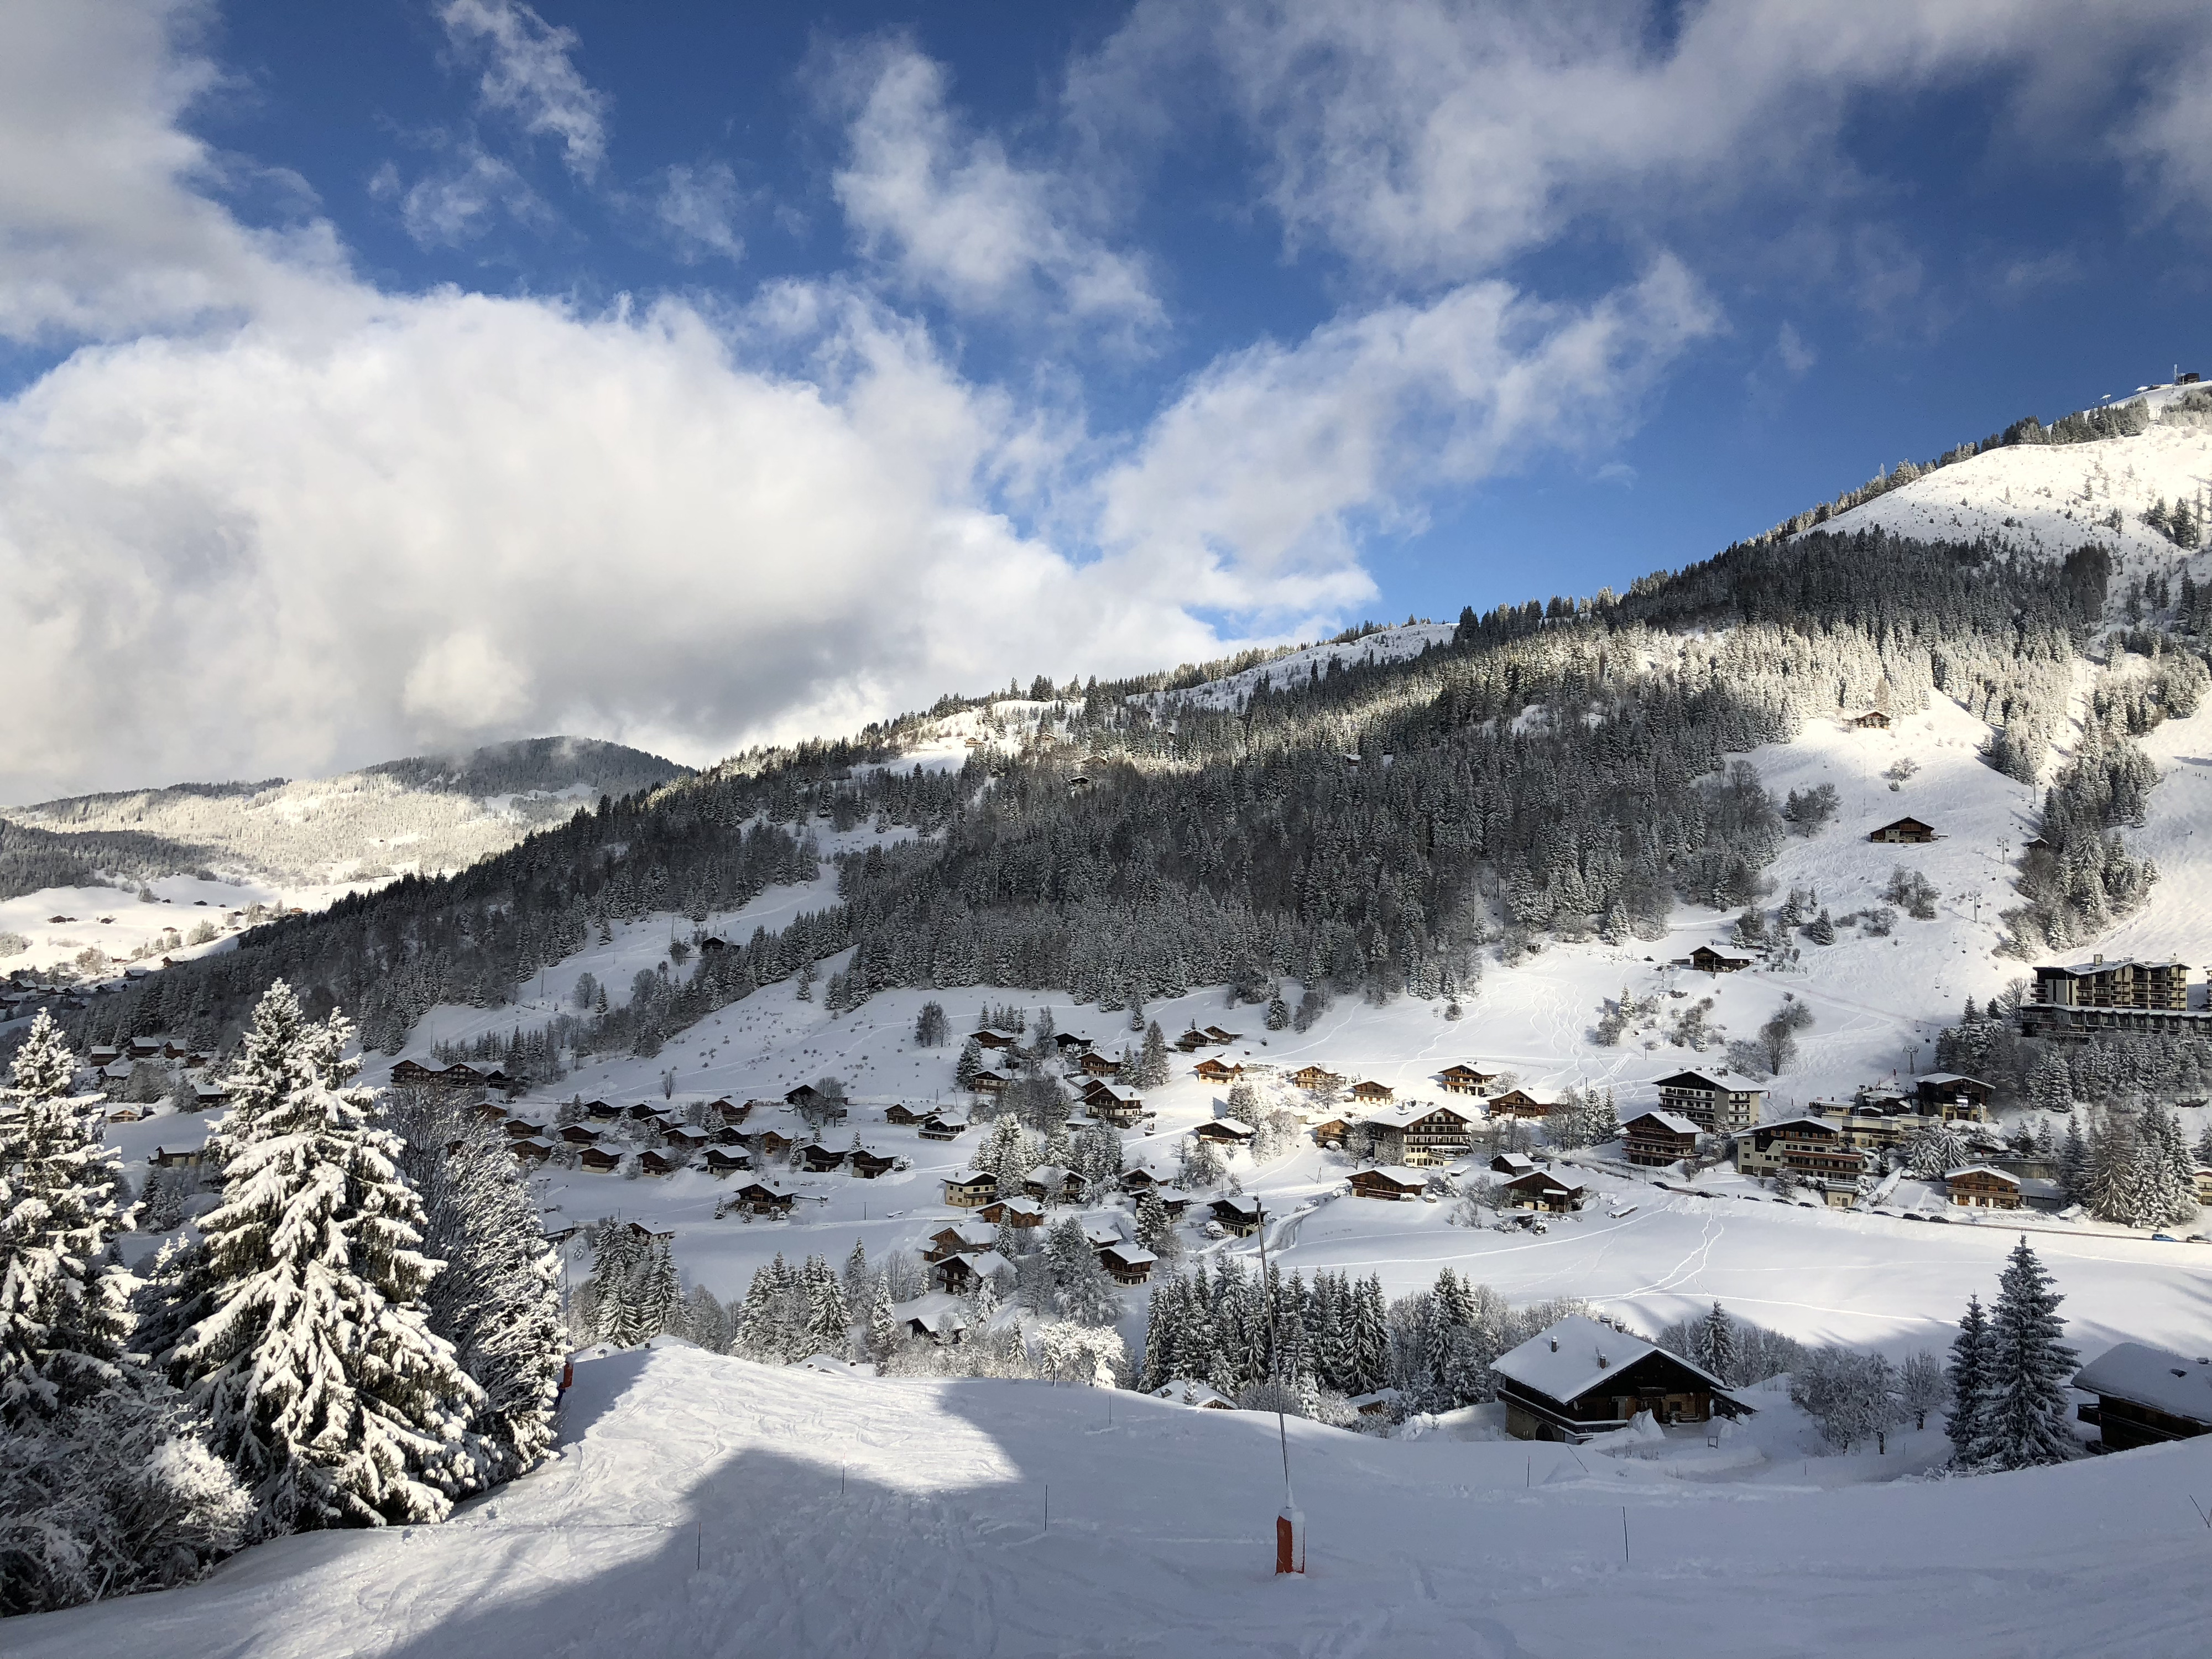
[1966,1239,2077,1470]
[842,1240,872,1311]
[1138,1022,1170,1089]
[163,983,483,1530]
[2133,1102,2198,1229]
[1,1011,133,1425]
[385,1088,565,1482]
[954,1036,983,1090]
[2026,1050,2072,1114]
[1699,1301,1738,1384]
[1352,1274,1390,1395]
[866,1277,898,1365]
[2059,1112,2090,1204]
[639,1235,680,1340]
[1945,1293,1990,1463]
[2088,1109,2142,1225]
[802,1255,849,1357]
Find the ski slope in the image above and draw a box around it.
[12,1343,2208,1659]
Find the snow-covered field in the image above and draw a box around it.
[13,1342,2208,1659]
[0,870,374,982]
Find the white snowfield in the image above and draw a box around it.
[12,1343,2209,1659]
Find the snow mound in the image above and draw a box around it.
[12,1346,2209,1659]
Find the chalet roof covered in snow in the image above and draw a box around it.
[1490,1316,1731,1406]
[1625,1110,1702,1135]
[1653,1068,1762,1092]
[2072,1343,2212,1425]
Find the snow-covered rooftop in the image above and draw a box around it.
[2073,1342,2212,1425]
[1491,1316,1728,1406]
[1627,1110,1703,1136]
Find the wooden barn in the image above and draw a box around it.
[796,1143,847,1175]
[702,1147,751,1176]
[1686,945,1752,974]
[849,1147,897,1180]
[1492,1316,1751,1441]
[729,1180,796,1217]
[578,1148,622,1174]
[1501,1169,1586,1212]
[1348,1168,1428,1202]
[1191,1118,1256,1146]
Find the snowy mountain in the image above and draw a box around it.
[0,737,688,981]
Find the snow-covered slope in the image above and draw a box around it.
[12,1343,2208,1659]
[1135,622,1458,712]
[1814,387,2211,603]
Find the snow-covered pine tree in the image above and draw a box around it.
[954,1036,983,1091]
[2133,1101,2199,1229]
[1,1011,133,1424]
[1945,1293,1991,1465]
[865,1276,897,1364]
[1966,1238,2077,1470]
[2059,1112,2091,1204]
[1352,1274,1390,1395]
[163,982,484,1531]
[1137,1021,1170,1089]
[639,1234,681,1340]
[2026,1050,2072,1114]
[582,1221,646,1346]
[385,1088,565,1483]
[2088,1110,2143,1226]
[802,1255,849,1357]
[1698,1301,1738,1384]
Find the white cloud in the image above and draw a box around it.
[0,0,345,342]
[655,161,744,265]
[1081,0,2212,281]
[371,144,546,249]
[828,41,1160,328]
[1098,258,1720,607]
[438,0,610,180]
[1775,322,1816,379]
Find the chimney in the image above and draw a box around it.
[1549,1337,1558,1352]
[1597,1351,1610,1369]
[2094,954,2104,965]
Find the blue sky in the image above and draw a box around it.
[2,1,2209,797]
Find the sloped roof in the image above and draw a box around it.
[1492,1316,1732,1406]
[1625,1110,1702,1136]
[2073,1343,2212,1425]
[1655,1068,1761,1092]
[1943,1164,2018,1184]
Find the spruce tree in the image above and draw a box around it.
[2059,1113,2090,1204]
[802,1255,849,1357]
[1967,1239,2077,1470]
[866,1276,898,1364]
[1945,1294,1990,1463]
[1138,1021,1170,1089]
[2133,1102,2198,1228]
[1,1011,132,1425]
[1352,1274,1390,1395]
[386,1088,565,1482]
[164,982,482,1530]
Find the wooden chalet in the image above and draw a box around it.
[916,1111,971,1140]
[512,1138,554,1166]
[1686,945,1752,974]
[1867,816,1937,844]
[471,1100,510,1123]
[1078,1051,1124,1078]
[784,1084,848,1120]
[2073,1343,2212,1452]
[1435,1065,1496,1095]
[502,1117,546,1140]
[1052,1032,1093,1055]
[1152,1187,1194,1218]
[1192,1057,1244,1084]
[149,1145,207,1168]
[1502,1169,1585,1212]
[1363,1104,1474,1165]
[1849,709,1891,728]
[1735,1118,1865,1203]
[1086,1087,1144,1126]
[625,1102,664,1122]
[969,1069,1011,1095]
[971,1029,1018,1050]
[932,1250,1009,1294]
[1348,1167,1428,1202]
[578,1147,622,1174]
[664,1126,709,1153]
[729,1180,796,1217]
[390,1059,444,1087]
[943,1168,998,1207]
[978,1194,1045,1228]
[849,1147,897,1180]
[1209,1194,1262,1235]
[1150,1379,1236,1410]
[582,1099,622,1121]
[705,1099,750,1126]
[1492,1316,1749,1442]
[636,1150,676,1178]
[924,1223,998,1262]
[1174,1029,1211,1052]
[1120,1166,1161,1193]
[796,1143,847,1175]
[1097,1243,1157,1285]
[559,1124,602,1146]
[1943,1165,2022,1210]
[1486,1088,1556,1120]
[1654,1069,1766,1134]
[1023,1164,1086,1204]
[1191,1118,1256,1146]
[1349,1079,1395,1104]
[1289,1065,1342,1090]
[1621,1110,1701,1167]
[1202,1026,1240,1045]
[1309,1116,1355,1149]
[1490,1151,1538,1178]
[192,1082,231,1109]
[703,1147,752,1176]
[882,1102,924,1126]
[754,1128,797,1157]
[696,936,728,953]
[1914,1072,1993,1120]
